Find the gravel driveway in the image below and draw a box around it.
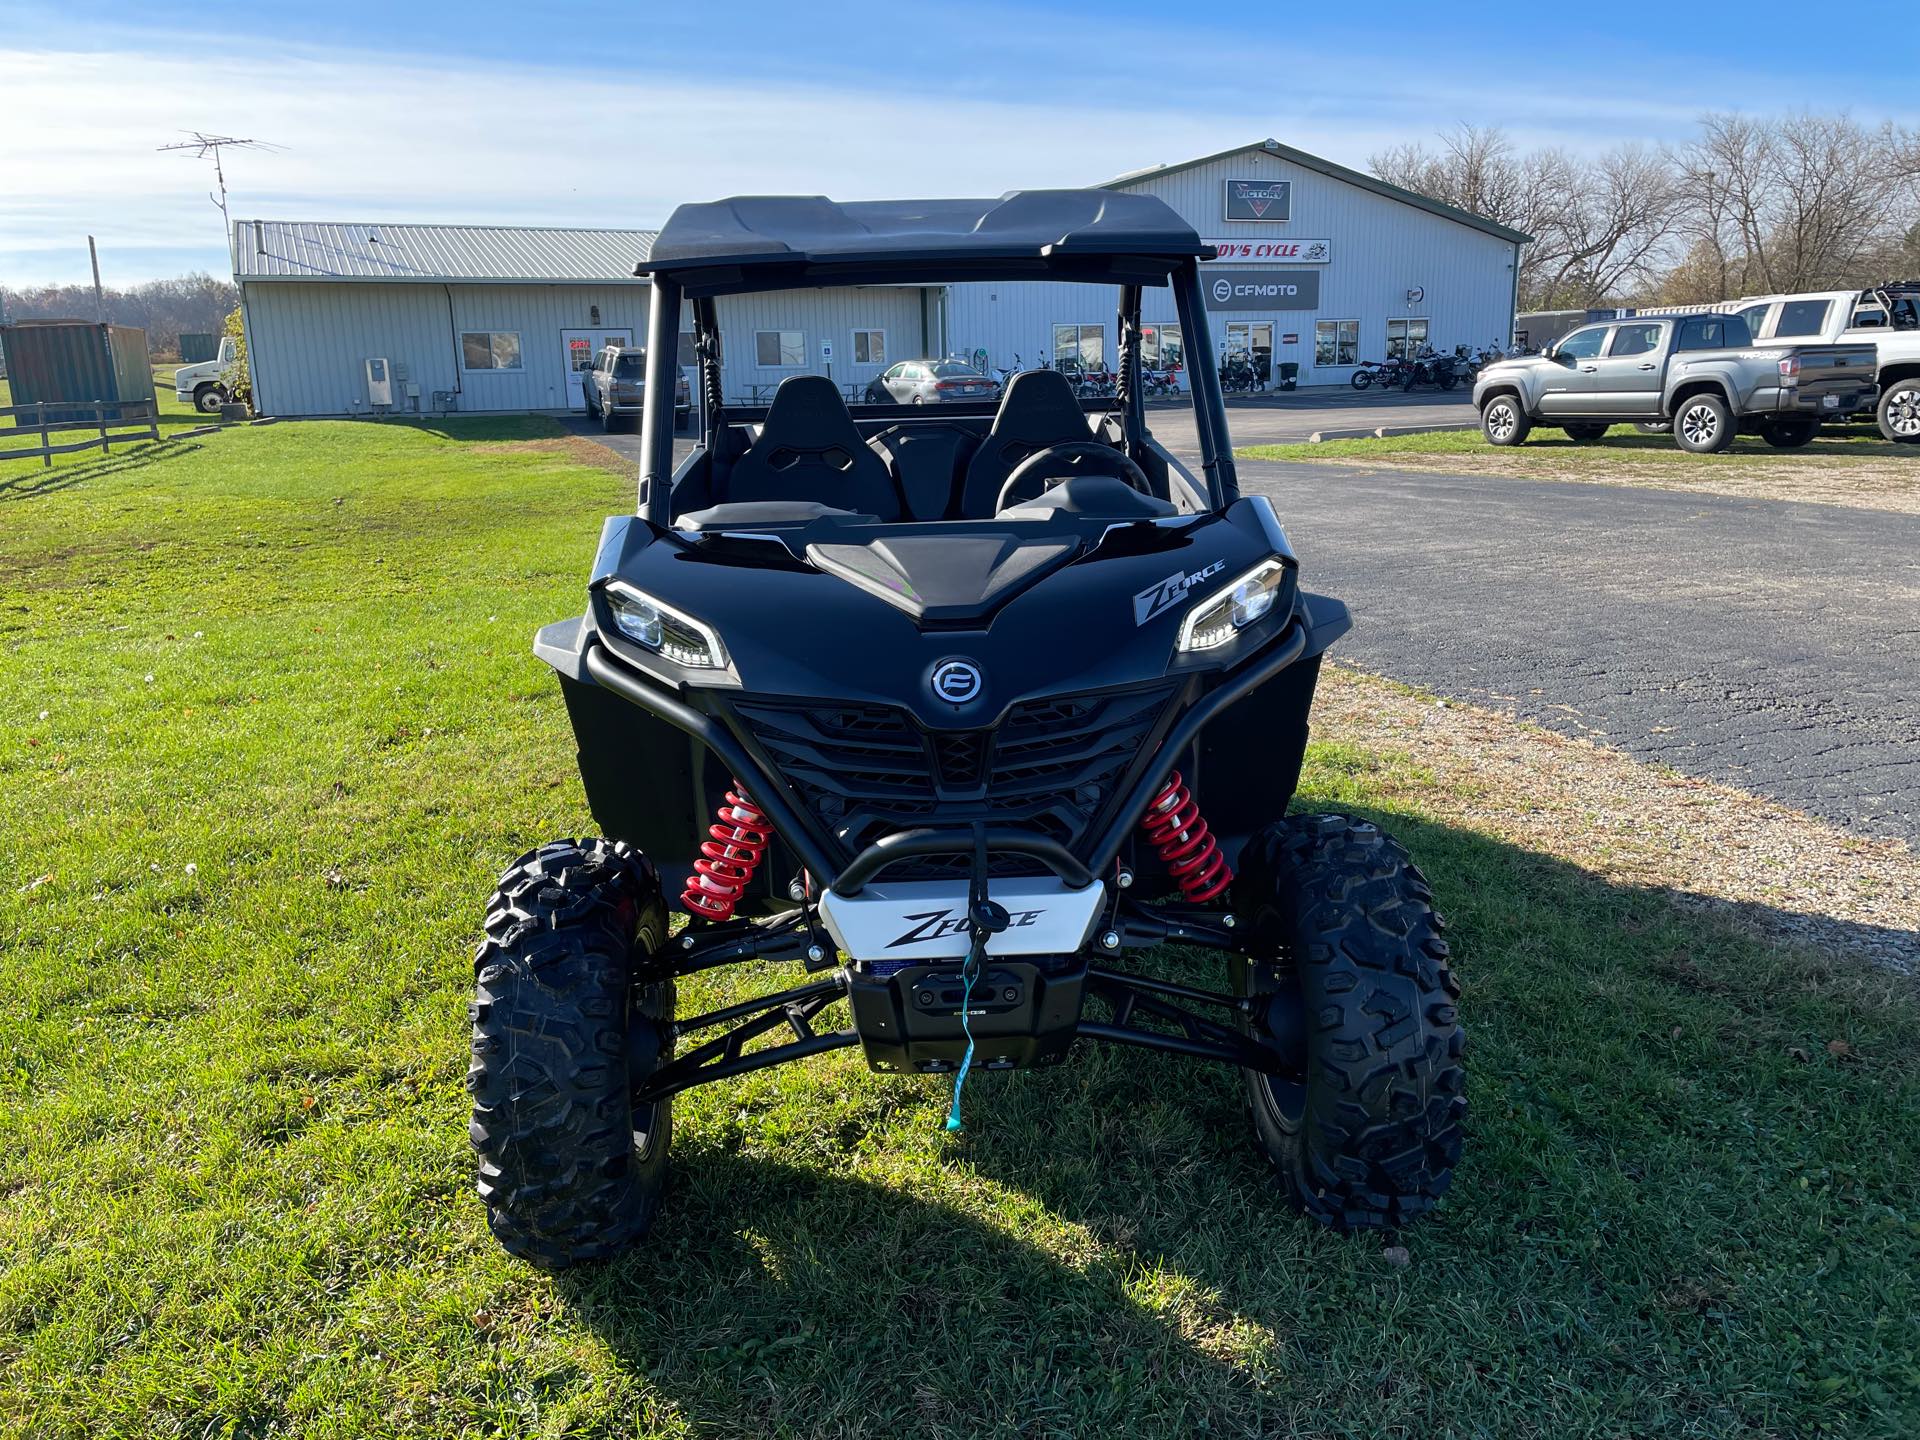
[1243,458,1920,845]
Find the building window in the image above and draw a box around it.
[1142,324,1183,371]
[754,330,805,368]
[852,329,886,365]
[460,331,522,371]
[1385,318,1430,360]
[1052,323,1105,373]
[1314,319,1359,367]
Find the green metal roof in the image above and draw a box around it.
[1100,139,1533,246]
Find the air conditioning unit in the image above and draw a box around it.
[365,357,392,407]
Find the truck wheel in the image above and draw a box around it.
[469,838,674,1269]
[1760,419,1819,449]
[1230,814,1465,1230]
[1672,393,1735,454]
[1562,422,1608,442]
[602,402,621,434]
[1876,380,1920,443]
[193,384,226,414]
[1479,395,1530,446]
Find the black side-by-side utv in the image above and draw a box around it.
[468,190,1464,1268]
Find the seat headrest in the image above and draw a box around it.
[758,374,864,461]
[988,368,1090,445]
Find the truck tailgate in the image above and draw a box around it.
[1784,344,1877,391]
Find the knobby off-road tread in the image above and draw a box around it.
[1233,814,1465,1230]
[467,838,670,1269]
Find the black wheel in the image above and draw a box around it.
[1230,815,1465,1229]
[1479,394,1530,446]
[1672,392,1735,453]
[1562,422,1608,442]
[1632,421,1668,435]
[1875,379,1920,443]
[1438,369,1458,392]
[193,384,226,414]
[468,838,674,1269]
[1350,370,1372,391]
[585,387,600,420]
[1760,418,1819,449]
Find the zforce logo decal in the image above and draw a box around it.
[1133,561,1225,626]
[888,907,1044,949]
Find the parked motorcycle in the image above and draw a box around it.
[1219,348,1261,394]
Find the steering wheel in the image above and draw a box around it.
[996,441,1154,512]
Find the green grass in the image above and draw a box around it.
[1242,422,1907,465]
[3,418,1917,1438]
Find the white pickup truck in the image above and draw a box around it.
[1645,283,1920,441]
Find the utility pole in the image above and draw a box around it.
[88,236,106,321]
[157,132,283,260]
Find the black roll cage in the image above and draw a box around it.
[635,258,1240,529]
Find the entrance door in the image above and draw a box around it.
[1225,321,1274,388]
[560,328,633,410]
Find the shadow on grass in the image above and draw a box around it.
[0,438,204,502]
[557,804,1919,1436]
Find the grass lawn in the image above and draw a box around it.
[1243,424,1920,514]
[3,418,1917,1438]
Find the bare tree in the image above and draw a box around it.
[1372,127,1682,309]
[1673,113,1919,295]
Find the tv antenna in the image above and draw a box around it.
[157,131,285,240]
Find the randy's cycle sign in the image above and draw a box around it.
[1203,269,1321,311]
[1224,179,1291,221]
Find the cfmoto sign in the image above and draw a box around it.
[1203,268,1322,312]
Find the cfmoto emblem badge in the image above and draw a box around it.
[1212,276,1233,303]
[930,659,982,704]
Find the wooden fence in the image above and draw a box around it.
[1,400,162,467]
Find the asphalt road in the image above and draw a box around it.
[565,402,1919,844]
[1241,458,1920,845]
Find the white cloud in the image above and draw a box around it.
[4,22,1908,286]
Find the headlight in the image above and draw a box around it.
[1176,558,1287,653]
[604,580,729,669]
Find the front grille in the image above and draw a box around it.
[732,686,1175,879]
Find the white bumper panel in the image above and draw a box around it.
[818,877,1107,962]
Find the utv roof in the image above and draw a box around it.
[637,191,1212,289]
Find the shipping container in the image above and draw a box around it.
[178,332,219,364]
[0,320,156,425]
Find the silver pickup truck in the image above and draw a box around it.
[1473,312,1877,453]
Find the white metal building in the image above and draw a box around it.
[234,139,1526,418]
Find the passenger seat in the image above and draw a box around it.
[708,375,902,521]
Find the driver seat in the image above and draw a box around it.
[957,369,1095,517]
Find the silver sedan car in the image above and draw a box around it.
[864,358,1002,405]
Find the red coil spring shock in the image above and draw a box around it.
[1139,769,1233,903]
[681,782,770,921]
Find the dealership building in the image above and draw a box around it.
[234,138,1527,418]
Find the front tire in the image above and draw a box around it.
[468,839,674,1269]
[193,383,226,414]
[1231,815,1465,1229]
[1480,394,1530,446]
[1350,369,1372,391]
[1672,393,1735,453]
[1876,379,1920,443]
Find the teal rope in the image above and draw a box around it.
[944,957,980,1132]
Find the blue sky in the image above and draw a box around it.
[3,0,1914,287]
